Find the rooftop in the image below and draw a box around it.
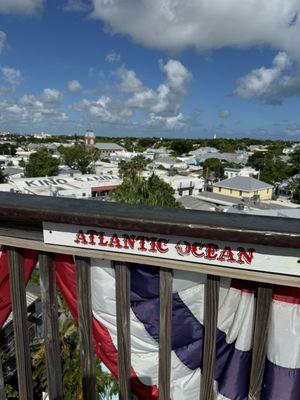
[213,176,273,192]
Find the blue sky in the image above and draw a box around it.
[0,0,300,139]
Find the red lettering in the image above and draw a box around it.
[176,240,191,256]
[86,230,98,245]
[98,232,108,247]
[237,247,255,264]
[136,236,149,252]
[74,230,87,245]
[217,246,235,263]
[148,237,169,253]
[122,234,136,249]
[108,234,122,249]
[204,244,219,260]
[191,242,204,258]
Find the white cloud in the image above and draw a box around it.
[219,109,231,118]
[235,51,300,104]
[0,66,22,85]
[0,0,44,16]
[117,67,143,92]
[68,80,82,92]
[0,88,67,125]
[150,113,185,129]
[127,59,192,119]
[42,88,63,103]
[105,50,121,63]
[91,0,300,59]
[62,0,90,12]
[71,96,120,123]
[0,31,7,54]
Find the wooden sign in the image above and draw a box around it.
[43,222,300,276]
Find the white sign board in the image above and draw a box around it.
[43,222,300,276]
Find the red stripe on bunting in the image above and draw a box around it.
[0,247,38,329]
[54,254,159,400]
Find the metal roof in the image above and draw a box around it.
[95,143,124,151]
[213,176,273,191]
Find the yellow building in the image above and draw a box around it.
[212,176,273,200]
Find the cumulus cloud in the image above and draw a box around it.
[235,51,300,104]
[91,0,300,58]
[105,50,121,63]
[68,80,82,92]
[0,31,7,54]
[0,66,22,85]
[0,0,44,16]
[127,59,192,128]
[1,88,66,124]
[71,96,122,123]
[218,109,231,118]
[117,67,143,92]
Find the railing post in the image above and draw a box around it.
[201,274,220,400]
[115,261,131,400]
[0,360,5,400]
[75,256,96,400]
[248,284,273,400]
[159,267,173,400]
[8,247,33,400]
[39,252,63,400]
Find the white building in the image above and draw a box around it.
[224,167,259,179]
[0,174,121,199]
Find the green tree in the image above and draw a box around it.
[114,174,181,208]
[290,146,300,173]
[202,158,224,179]
[25,149,59,178]
[32,309,118,399]
[0,169,7,183]
[170,140,193,156]
[118,155,149,179]
[59,146,96,174]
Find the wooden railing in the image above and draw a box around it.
[0,192,299,400]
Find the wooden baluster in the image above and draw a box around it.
[0,359,6,400]
[159,267,173,400]
[115,261,131,400]
[39,252,63,400]
[75,256,96,400]
[248,284,273,400]
[201,274,220,400]
[8,247,33,400]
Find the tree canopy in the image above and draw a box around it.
[25,149,60,178]
[202,158,224,179]
[170,139,193,156]
[114,173,181,208]
[59,145,96,174]
[118,155,149,179]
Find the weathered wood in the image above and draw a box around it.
[0,359,6,400]
[8,247,33,400]
[115,262,131,400]
[248,285,273,400]
[0,191,299,248]
[75,256,96,400]
[1,235,299,288]
[39,252,63,400]
[159,267,173,400]
[201,274,220,400]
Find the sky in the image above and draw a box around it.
[0,0,300,139]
